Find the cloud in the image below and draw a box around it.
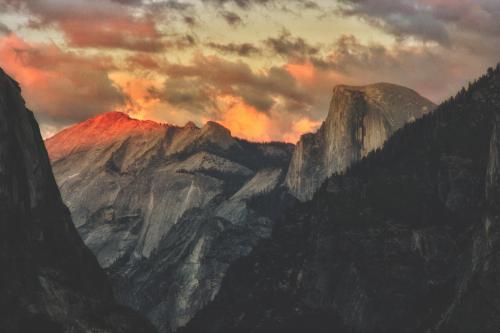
[204,30,323,60]
[109,73,163,119]
[201,0,274,9]
[2,0,172,52]
[126,53,160,70]
[337,0,500,48]
[0,34,124,135]
[201,0,320,11]
[160,54,312,114]
[300,1,320,10]
[60,16,165,52]
[204,95,320,143]
[220,10,243,26]
[136,53,324,142]
[282,33,496,105]
[0,23,11,36]
[264,30,320,61]
[183,16,197,27]
[206,42,261,57]
[2,0,498,144]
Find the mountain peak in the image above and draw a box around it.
[45,112,239,162]
[45,111,166,161]
[92,111,165,129]
[95,111,131,121]
[184,121,199,130]
[332,83,431,101]
[286,82,435,201]
[203,121,230,134]
[328,82,435,129]
[197,121,235,150]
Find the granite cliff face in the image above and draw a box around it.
[46,113,295,332]
[0,68,155,332]
[182,66,500,333]
[286,83,435,201]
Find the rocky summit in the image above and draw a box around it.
[0,68,155,332]
[285,83,435,201]
[46,112,295,332]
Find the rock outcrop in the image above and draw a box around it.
[0,68,155,332]
[286,83,435,201]
[181,66,500,332]
[46,112,295,332]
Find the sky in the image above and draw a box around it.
[0,0,499,142]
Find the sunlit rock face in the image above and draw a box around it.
[286,83,436,201]
[0,68,154,332]
[46,112,295,332]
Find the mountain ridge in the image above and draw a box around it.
[46,111,296,163]
[46,108,295,332]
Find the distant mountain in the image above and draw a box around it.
[286,83,435,201]
[0,69,155,332]
[46,112,295,332]
[181,66,500,333]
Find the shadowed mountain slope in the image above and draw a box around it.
[182,66,500,333]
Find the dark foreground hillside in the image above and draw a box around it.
[0,68,155,332]
[181,65,500,333]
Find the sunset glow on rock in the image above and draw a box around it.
[45,112,167,160]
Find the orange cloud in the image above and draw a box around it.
[286,62,316,83]
[211,95,273,142]
[282,116,321,143]
[110,73,163,120]
[0,34,123,135]
[126,53,160,70]
[206,95,320,143]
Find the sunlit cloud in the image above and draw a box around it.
[0,0,498,141]
[0,33,123,136]
[109,72,163,119]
